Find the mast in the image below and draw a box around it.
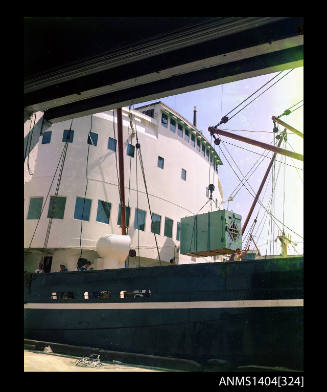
[241,136,283,234]
[117,108,127,235]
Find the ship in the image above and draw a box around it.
[24,101,303,371]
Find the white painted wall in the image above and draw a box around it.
[24,104,223,271]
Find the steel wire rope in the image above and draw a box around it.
[288,104,303,114]
[112,109,121,199]
[135,146,140,267]
[129,109,141,267]
[133,120,161,265]
[229,148,271,200]
[251,159,282,243]
[277,100,303,118]
[220,141,265,200]
[127,109,135,216]
[43,124,72,250]
[220,139,303,171]
[26,113,37,175]
[218,143,303,240]
[216,69,294,126]
[79,115,93,258]
[28,139,69,249]
[215,71,284,127]
[285,141,303,183]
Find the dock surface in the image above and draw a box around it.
[24,350,164,372]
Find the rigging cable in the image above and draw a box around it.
[132,112,161,264]
[277,99,303,118]
[28,137,70,248]
[112,109,121,199]
[26,113,37,175]
[285,141,303,183]
[220,139,303,171]
[43,120,73,250]
[217,142,303,240]
[215,70,293,127]
[79,115,93,258]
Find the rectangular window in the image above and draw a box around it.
[158,156,164,169]
[164,217,173,238]
[42,131,52,144]
[170,118,176,133]
[176,222,181,241]
[177,123,183,138]
[181,168,187,181]
[206,187,209,197]
[62,129,74,143]
[206,149,210,161]
[47,196,66,219]
[143,109,154,118]
[127,144,135,157]
[185,129,189,142]
[191,134,195,147]
[87,132,98,146]
[108,137,117,151]
[161,113,168,127]
[197,139,201,152]
[74,197,92,221]
[117,205,131,227]
[210,154,213,163]
[134,208,146,231]
[27,197,43,219]
[202,144,206,156]
[96,200,111,224]
[151,213,161,235]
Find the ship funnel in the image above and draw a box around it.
[193,106,197,127]
[96,234,131,269]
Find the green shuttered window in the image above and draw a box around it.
[48,196,66,219]
[151,213,161,235]
[164,217,173,238]
[27,197,43,219]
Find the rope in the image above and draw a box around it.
[215,71,284,126]
[215,70,292,127]
[28,140,69,248]
[43,120,73,249]
[286,141,303,183]
[112,109,121,199]
[218,142,303,240]
[26,113,37,175]
[43,138,69,249]
[277,100,303,118]
[79,115,93,258]
[226,69,294,124]
[220,139,303,171]
[131,112,161,264]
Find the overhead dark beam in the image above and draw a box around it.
[25,17,303,115]
[43,45,303,123]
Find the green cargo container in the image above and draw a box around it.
[180,209,242,256]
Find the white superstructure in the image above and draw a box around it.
[24,102,223,272]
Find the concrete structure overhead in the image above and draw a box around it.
[24,103,224,272]
[24,17,303,123]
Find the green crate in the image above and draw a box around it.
[180,209,242,256]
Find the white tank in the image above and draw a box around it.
[96,234,131,269]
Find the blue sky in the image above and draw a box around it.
[135,67,303,256]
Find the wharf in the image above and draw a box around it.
[24,350,164,372]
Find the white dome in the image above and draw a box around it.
[96,234,131,264]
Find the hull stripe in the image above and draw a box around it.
[24,299,303,310]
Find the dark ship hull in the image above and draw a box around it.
[24,256,303,370]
